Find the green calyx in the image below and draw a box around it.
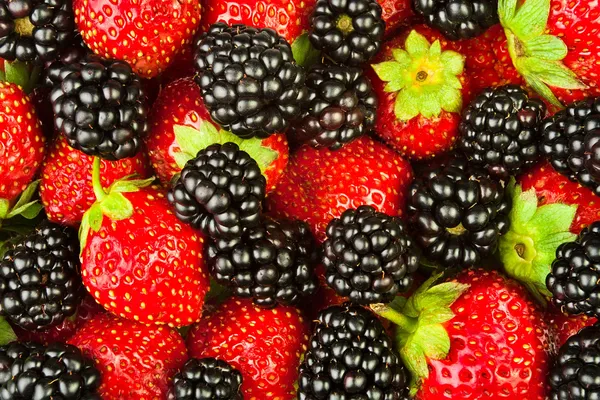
[0,180,43,226]
[371,274,470,394]
[0,60,40,93]
[498,179,577,303]
[173,121,278,175]
[291,32,321,69]
[79,157,154,253]
[498,0,586,107]
[371,30,465,122]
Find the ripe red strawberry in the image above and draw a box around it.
[79,165,210,327]
[379,0,416,38]
[546,304,597,348]
[373,269,552,399]
[40,137,149,227]
[368,25,473,160]
[69,313,188,399]
[265,135,413,242]
[145,77,288,192]
[73,0,201,78]
[186,297,309,399]
[498,0,600,105]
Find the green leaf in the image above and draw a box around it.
[537,231,577,254]
[11,180,39,210]
[0,200,9,220]
[87,204,104,232]
[99,193,133,221]
[173,123,221,168]
[11,202,43,220]
[173,152,193,170]
[413,323,450,360]
[529,203,577,240]
[404,31,431,56]
[440,51,464,75]
[394,89,420,121]
[498,0,518,26]
[429,40,442,57]
[291,32,321,68]
[522,72,562,107]
[510,187,538,231]
[520,57,586,90]
[3,61,30,90]
[523,35,568,61]
[109,177,155,193]
[419,307,456,325]
[372,61,405,83]
[388,295,408,312]
[0,316,16,346]
[392,49,411,66]
[438,85,462,114]
[415,282,470,311]
[399,339,429,380]
[507,0,551,40]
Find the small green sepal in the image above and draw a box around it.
[291,32,321,68]
[0,316,16,346]
[0,180,43,224]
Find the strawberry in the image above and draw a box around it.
[145,77,288,192]
[73,0,201,78]
[498,0,600,106]
[40,137,149,227]
[373,269,552,399]
[79,160,210,327]
[379,0,416,38]
[186,297,309,399]
[265,135,413,242]
[368,25,473,160]
[546,304,597,348]
[69,313,188,399]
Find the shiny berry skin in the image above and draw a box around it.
[297,303,410,399]
[171,358,243,400]
[412,0,498,40]
[50,54,149,161]
[541,97,600,196]
[549,324,600,400]
[290,62,378,150]
[168,142,266,240]
[207,217,318,308]
[459,85,546,179]
[0,0,74,63]
[309,0,385,66]
[322,205,420,304]
[194,23,308,139]
[408,157,511,268]
[547,221,600,318]
[0,221,81,331]
[0,342,101,400]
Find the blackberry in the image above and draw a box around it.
[194,23,308,139]
[172,358,243,400]
[547,221,600,317]
[289,62,378,150]
[412,0,498,40]
[0,221,82,331]
[408,157,511,268]
[44,34,89,87]
[549,324,600,400]
[322,205,420,304]
[50,54,148,161]
[0,0,74,63]
[540,97,600,196]
[0,342,101,399]
[459,85,546,179]
[298,303,410,399]
[207,217,318,308]
[168,142,266,240]
[308,0,385,66]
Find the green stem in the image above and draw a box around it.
[370,303,419,334]
[91,157,107,201]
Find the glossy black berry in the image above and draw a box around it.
[459,85,546,179]
[298,304,410,400]
[549,324,600,400]
[50,54,148,161]
[44,34,90,87]
[168,142,266,240]
[412,0,498,40]
[194,23,308,139]
[309,0,385,66]
[0,0,74,63]
[547,221,600,318]
[0,342,101,400]
[408,157,511,268]
[207,217,318,308]
[289,62,378,150]
[540,97,600,196]
[322,205,420,304]
[0,221,82,331]
[171,358,242,400]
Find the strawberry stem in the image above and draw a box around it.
[370,303,418,333]
[91,157,107,201]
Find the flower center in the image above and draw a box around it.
[416,71,428,82]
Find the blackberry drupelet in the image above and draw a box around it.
[0,342,101,399]
[308,0,385,66]
[322,205,420,304]
[172,358,243,400]
[0,221,82,331]
[207,217,318,308]
[0,0,74,63]
[44,35,89,87]
[289,62,378,150]
[549,324,600,400]
[50,54,148,161]
[547,221,600,317]
[408,157,511,268]
[540,97,600,196]
[169,142,266,240]
[298,303,411,399]
[412,0,499,40]
[194,23,308,139]
[459,85,546,179]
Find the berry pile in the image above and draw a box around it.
[1,0,600,399]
